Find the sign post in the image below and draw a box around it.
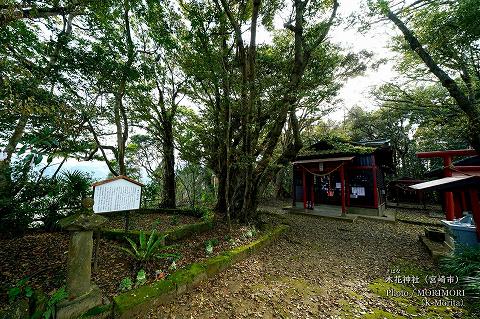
[92,176,143,214]
[92,176,144,232]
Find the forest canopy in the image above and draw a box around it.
[1,0,478,235]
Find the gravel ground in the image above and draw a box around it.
[147,208,462,318]
[394,208,445,226]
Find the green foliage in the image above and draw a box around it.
[169,260,177,271]
[440,246,480,277]
[0,166,94,235]
[170,214,180,226]
[7,277,68,319]
[119,277,134,292]
[142,182,163,208]
[7,277,32,303]
[43,287,68,319]
[136,269,147,286]
[204,238,219,255]
[463,275,480,296]
[176,163,216,209]
[119,229,166,263]
[190,206,209,218]
[244,226,257,238]
[368,0,480,152]
[440,245,480,301]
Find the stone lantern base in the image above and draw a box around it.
[56,285,102,319]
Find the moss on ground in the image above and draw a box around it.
[345,289,363,300]
[362,309,406,319]
[80,304,113,318]
[333,260,466,318]
[112,224,288,317]
[168,263,207,289]
[364,261,464,319]
[204,254,233,277]
[368,279,414,300]
[278,277,324,297]
[164,221,213,243]
[113,279,176,314]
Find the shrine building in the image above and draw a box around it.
[292,138,394,216]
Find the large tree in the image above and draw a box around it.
[181,0,366,221]
[370,0,480,151]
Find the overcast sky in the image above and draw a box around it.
[328,0,398,121]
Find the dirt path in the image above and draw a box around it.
[147,210,451,318]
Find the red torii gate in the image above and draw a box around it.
[417,149,479,221]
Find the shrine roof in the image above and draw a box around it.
[296,138,389,159]
[410,176,480,191]
[92,175,144,188]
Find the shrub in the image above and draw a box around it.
[463,274,480,296]
[7,277,32,303]
[440,245,480,277]
[6,278,67,319]
[118,229,180,270]
[43,287,68,319]
[118,229,166,263]
[440,245,480,297]
[170,214,180,226]
[242,226,257,239]
[119,277,133,292]
[136,269,147,286]
[204,238,219,255]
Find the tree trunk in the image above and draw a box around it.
[161,120,176,208]
[386,8,480,152]
[215,164,227,213]
[1,115,28,217]
[216,0,338,222]
[113,0,135,176]
[114,93,127,176]
[275,168,290,199]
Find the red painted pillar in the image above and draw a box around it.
[292,166,296,207]
[302,167,307,209]
[371,155,379,209]
[460,192,467,212]
[346,170,350,208]
[310,175,315,209]
[444,157,455,220]
[372,166,379,208]
[469,189,480,240]
[340,164,346,215]
[453,192,463,219]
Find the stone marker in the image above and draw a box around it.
[56,198,107,319]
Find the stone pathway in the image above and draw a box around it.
[147,211,456,318]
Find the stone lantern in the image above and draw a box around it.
[56,198,107,319]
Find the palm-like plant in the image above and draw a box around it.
[119,229,166,262]
[59,170,93,208]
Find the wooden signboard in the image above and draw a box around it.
[92,176,143,214]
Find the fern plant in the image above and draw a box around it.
[43,286,68,319]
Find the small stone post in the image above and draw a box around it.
[56,198,107,319]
